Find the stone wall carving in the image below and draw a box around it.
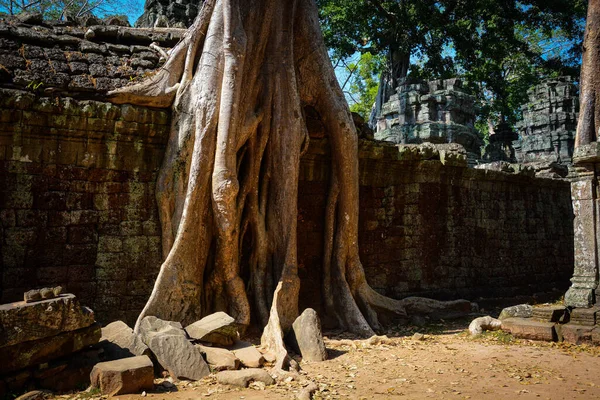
[375,78,483,165]
[514,77,578,165]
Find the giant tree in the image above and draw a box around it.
[108,0,466,369]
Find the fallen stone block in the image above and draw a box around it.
[531,305,567,323]
[139,316,209,381]
[14,390,52,400]
[230,341,264,368]
[570,306,599,326]
[498,304,532,320]
[0,323,101,374]
[100,321,149,360]
[561,324,596,345]
[468,316,501,336]
[196,344,239,371]
[90,355,154,396]
[185,312,238,346]
[34,348,101,393]
[216,369,274,387]
[501,318,557,342]
[0,294,96,348]
[287,308,327,362]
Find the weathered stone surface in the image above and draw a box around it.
[531,305,568,323]
[90,355,154,396]
[139,316,209,380]
[468,316,502,336]
[287,308,327,362]
[0,323,101,374]
[230,341,264,368]
[100,320,150,360]
[15,390,52,400]
[196,344,239,371]
[185,312,238,346]
[375,78,482,164]
[35,348,101,392]
[215,369,274,388]
[501,318,556,342]
[498,304,533,320]
[561,324,596,345]
[514,77,577,166]
[570,306,599,326]
[0,294,95,348]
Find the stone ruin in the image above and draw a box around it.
[0,292,101,394]
[513,77,578,167]
[375,78,483,165]
[135,0,201,28]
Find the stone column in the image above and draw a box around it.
[565,143,600,307]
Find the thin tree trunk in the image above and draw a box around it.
[576,0,600,147]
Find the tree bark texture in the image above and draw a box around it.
[577,0,600,147]
[108,0,465,368]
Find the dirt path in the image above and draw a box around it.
[105,325,600,400]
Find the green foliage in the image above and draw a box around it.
[318,0,586,132]
[347,52,384,118]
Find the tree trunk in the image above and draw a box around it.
[370,49,410,128]
[576,0,600,147]
[108,0,463,369]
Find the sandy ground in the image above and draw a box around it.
[98,321,600,400]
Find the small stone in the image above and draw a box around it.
[216,369,274,388]
[185,312,239,346]
[52,286,63,297]
[230,341,264,368]
[196,344,239,371]
[100,320,150,360]
[287,309,327,362]
[498,304,533,320]
[17,12,43,25]
[40,288,54,299]
[412,332,425,341]
[24,289,42,303]
[15,390,52,400]
[90,355,154,396]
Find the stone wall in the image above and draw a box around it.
[0,89,575,326]
[297,141,574,314]
[0,88,169,324]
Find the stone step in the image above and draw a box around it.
[501,318,557,342]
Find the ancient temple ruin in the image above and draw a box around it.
[513,77,578,165]
[135,0,200,28]
[375,78,483,164]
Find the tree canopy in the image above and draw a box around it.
[319,0,587,133]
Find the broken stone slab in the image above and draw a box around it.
[215,369,274,388]
[195,344,239,371]
[100,321,150,360]
[90,355,154,396]
[14,390,52,400]
[185,312,238,346]
[561,324,597,345]
[0,323,101,374]
[138,316,209,381]
[0,294,95,348]
[286,308,327,362]
[531,305,568,323]
[498,304,532,320]
[570,306,600,326]
[501,318,557,342]
[230,341,264,368]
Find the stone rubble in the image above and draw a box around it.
[215,368,275,388]
[100,320,150,360]
[90,355,154,396]
[185,311,239,346]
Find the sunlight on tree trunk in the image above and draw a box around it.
[108,0,466,369]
